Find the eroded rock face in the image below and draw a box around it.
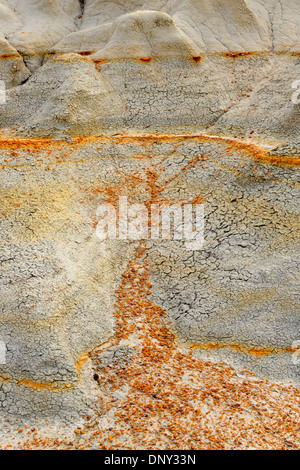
[0,0,299,420]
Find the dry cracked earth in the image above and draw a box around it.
[0,0,299,450]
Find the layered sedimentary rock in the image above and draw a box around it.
[0,0,299,423]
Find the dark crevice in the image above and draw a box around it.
[78,0,86,18]
[76,0,86,28]
[20,77,30,86]
[15,48,36,73]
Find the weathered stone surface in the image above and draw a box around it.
[0,0,299,429]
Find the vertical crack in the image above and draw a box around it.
[75,0,86,29]
[269,0,278,52]
[79,0,85,14]
[77,0,86,26]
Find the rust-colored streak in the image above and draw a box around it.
[0,133,299,167]
[111,133,300,167]
[0,54,20,60]
[16,379,73,391]
[224,52,254,58]
[0,375,10,383]
[1,50,297,63]
[79,51,95,56]
[186,343,297,357]
[0,137,66,150]
[76,353,89,378]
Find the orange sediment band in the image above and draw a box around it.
[75,353,89,378]
[0,133,299,167]
[0,352,92,391]
[16,379,73,391]
[0,50,298,59]
[0,54,20,60]
[224,52,256,58]
[185,342,297,357]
